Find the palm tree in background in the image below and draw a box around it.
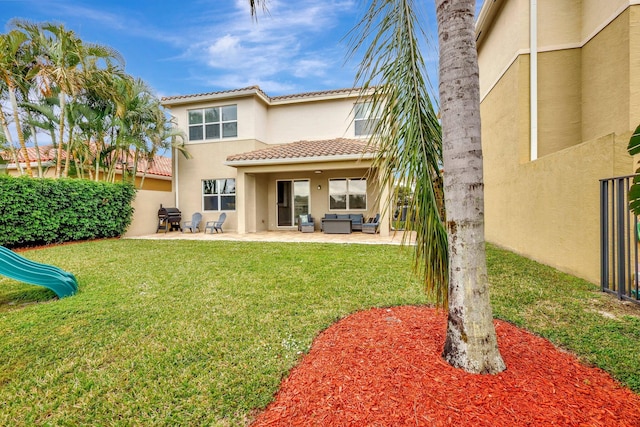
[0,29,34,176]
[20,21,124,177]
[249,0,505,374]
[0,21,188,187]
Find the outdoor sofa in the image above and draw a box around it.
[321,213,364,234]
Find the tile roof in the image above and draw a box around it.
[1,145,172,178]
[226,138,378,163]
[161,86,366,104]
[161,86,267,102]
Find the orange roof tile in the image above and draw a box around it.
[161,86,367,104]
[226,138,377,163]
[1,145,172,178]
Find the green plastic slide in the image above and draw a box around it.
[0,246,78,298]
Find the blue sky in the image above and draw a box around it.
[0,0,484,98]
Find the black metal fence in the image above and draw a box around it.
[600,174,640,304]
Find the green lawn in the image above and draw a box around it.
[0,239,638,426]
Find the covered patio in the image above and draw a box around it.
[225,138,392,236]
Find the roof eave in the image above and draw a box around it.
[161,87,270,107]
[225,153,376,167]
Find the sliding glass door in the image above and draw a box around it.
[277,180,310,227]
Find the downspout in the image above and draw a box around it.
[174,147,179,209]
[530,0,538,161]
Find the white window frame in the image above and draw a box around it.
[202,178,236,212]
[354,102,379,137]
[188,105,237,142]
[328,178,367,211]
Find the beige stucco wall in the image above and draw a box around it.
[538,0,582,47]
[266,97,358,143]
[484,132,632,283]
[125,189,176,237]
[479,2,638,284]
[537,49,582,156]
[581,9,630,142]
[582,0,629,41]
[168,91,364,146]
[478,0,528,100]
[175,139,266,231]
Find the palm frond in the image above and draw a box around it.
[349,0,448,306]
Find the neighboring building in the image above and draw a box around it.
[161,86,389,235]
[476,0,638,283]
[1,145,172,191]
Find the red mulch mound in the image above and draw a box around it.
[251,306,640,426]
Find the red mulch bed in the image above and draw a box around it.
[251,306,640,426]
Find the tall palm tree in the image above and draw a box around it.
[14,20,124,178]
[435,0,505,374]
[249,0,505,374]
[0,29,34,176]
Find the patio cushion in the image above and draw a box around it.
[325,214,337,219]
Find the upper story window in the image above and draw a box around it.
[188,105,237,141]
[354,102,379,136]
[329,178,367,210]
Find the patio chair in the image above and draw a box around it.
[362,214,380,234]
[204,212,226,234]
[182,212,202,233]
[298,214,315,233]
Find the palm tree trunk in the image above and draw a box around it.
[436,0,505,374]
[9,86,32,176]
[56,91,67,178]
[29,121,44,178]
[0,107,24,174]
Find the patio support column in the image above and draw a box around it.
[236,170,246,234]
[379,172,390,237]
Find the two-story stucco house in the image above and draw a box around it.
[161,86,390,236]
[476,0,639,284]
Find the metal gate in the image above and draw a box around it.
[600,174,640,304]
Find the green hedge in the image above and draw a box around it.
[0,176,136,248]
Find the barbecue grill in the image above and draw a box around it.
[157,205,182,232]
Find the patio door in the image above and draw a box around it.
[277,180,310,227]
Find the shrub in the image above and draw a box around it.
[0,176,135,248]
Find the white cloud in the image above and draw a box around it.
[183,0,359,93]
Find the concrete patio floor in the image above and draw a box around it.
[128,229,416,245]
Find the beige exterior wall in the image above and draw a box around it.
[485,132,631,282]
[478,1,638,284]
[478,0,529,100]
[125,189,176,237]
[581,9,630,141]
[175,139,266,231]
[582,0,629,41]
[537,0,582,47]
[537,49,582,156]
[168,91,363,146]
[266,97,357,143]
